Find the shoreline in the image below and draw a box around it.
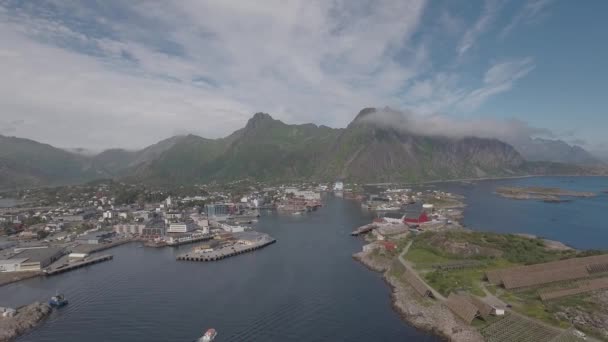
[354,251,484,341]
[0,302,52,342]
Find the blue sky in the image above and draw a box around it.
[0,0,606,151]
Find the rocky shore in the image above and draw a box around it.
[0,302,51,342]
[355,251,484,342]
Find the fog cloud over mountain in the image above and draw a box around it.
[359,107,553,142]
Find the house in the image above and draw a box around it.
[404,212,430,225]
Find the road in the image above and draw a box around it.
[398,240,446,301]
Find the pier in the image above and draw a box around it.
[44,255,113,275]
[351,223,376,236]
[167,235,213,247]
[176,239,276,262]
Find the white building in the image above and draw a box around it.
[167,222,196,233]
[333,181,344,191]
[219,223,246,233]
[0,259,28,272]
[113,223,145,235]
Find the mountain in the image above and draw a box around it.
[508,137,602,165]
[121,113,340,184]
[3,109,605,188]
[0,135,108,189]
[317,108,525,182]
[112,109,528,184]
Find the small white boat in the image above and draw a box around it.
[198,328,217,342]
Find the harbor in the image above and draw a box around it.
[177,232,276,262]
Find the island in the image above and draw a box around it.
[352,188,607,342]
[495,186,596,201]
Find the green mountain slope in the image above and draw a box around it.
[121,109,532,184]
[4,109,605,188]
[0,135,107,189]
[316,108,525,182]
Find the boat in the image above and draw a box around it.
[197,328,217,342]
[49,293,68,307]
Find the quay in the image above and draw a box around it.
[44,254,113,275]
[176,239,276,262]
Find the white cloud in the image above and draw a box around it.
[500,0,554,39]
[359,108,553,141]
[401,58,535,114]
[461,57,535,109]
[457,0,505,56]
[0,0,542,150]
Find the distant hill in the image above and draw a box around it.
[508,137,602,165]
[102,109,531,184]
[2,110,606,189]
[0,135,108,189]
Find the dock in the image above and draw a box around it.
[167,235,213,247]
[351,223,376,236]
[176,239,276,262]
[44,254,113,275]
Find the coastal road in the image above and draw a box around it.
[398,241,446,301]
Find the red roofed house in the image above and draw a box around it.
[404,212,430,224]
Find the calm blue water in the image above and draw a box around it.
[2,176,605,341]
[439,176,608,250]
[0,195,438,342]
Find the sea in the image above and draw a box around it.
[1,193,438,342]
[0,176,606,341]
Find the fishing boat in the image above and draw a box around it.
[49,293,68,307]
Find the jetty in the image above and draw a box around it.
[177,237,276,262]
[351,223,377,236]
[44,254,113,275]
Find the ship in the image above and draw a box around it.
[49,293,68,307]
[197,328,217,342]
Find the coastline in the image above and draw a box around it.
[354,251,484,342]
[0,302,52,342]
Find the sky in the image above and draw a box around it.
[0,0,607,152]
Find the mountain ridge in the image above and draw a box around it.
[1,109,605,189]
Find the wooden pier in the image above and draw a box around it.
[176,239,276,262]
[44,255,113,275]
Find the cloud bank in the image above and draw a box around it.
[359,108,553,142]
[0,0,556,149]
